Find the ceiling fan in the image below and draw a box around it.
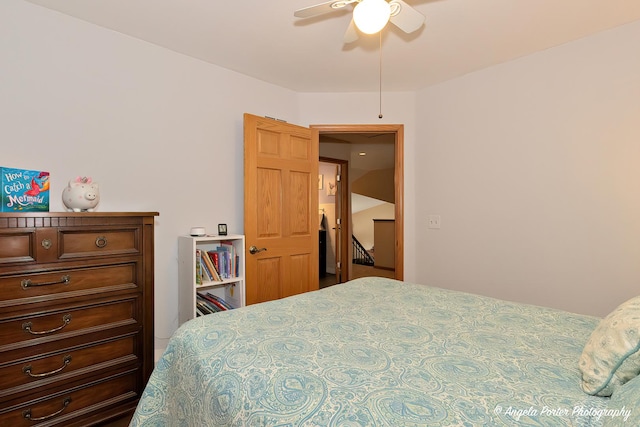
[294,0,426,43]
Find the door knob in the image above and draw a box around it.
[249,245,267,255]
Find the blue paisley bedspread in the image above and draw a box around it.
[131,277,610,426]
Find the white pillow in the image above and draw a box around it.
[579,296,640,396]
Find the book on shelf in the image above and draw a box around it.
[234,254,239,277]
[198,249,215,281]
[196,299,214,315]
[211,242,238,280]
[215,247,226,279]
[220,241,240,278]
[200,291,235,310]
[208,250,220,278]
[198,292,227,311]
[196,291,236,312]
[196,295,222,313]
[201,250,221,281]
[208,249,232,280]
[195,249,203,285]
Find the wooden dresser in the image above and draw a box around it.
[0,212,157,426]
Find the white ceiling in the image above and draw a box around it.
[321,133,395,170]
[24,0,640,92]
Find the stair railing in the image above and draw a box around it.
[352,235,374,266]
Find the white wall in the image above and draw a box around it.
[1,0,299,350]
[415,20,640,317]
[353,202,395,251]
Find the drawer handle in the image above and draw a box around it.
[23,314,72,335]
[23,355,72,378]
[41,238,52,250]
[23,397,71,422]
[95,236,108,248]
[21,275,71,290]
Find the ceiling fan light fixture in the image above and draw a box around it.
[353,0,391,34]
[331,1,353,9]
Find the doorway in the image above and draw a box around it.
[313,124,404,287]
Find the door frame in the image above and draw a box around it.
[319,156,350,283]
[312,124,404,281]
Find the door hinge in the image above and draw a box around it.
[336,262,341,269]
[336,218,341,225]
[336,174,341,182]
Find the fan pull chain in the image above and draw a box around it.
[378,31,383,119]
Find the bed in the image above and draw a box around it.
[131,277,640,426]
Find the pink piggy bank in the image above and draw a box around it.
[62,176,100,212]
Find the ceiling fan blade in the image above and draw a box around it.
[343,18,359,43]
[294,0,357,19]
[389,0,425,34]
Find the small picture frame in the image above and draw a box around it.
[217,223,228,236]
[326,181,336,196]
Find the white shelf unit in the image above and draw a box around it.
[178,234,245,325]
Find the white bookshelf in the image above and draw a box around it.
[178,234,245,325]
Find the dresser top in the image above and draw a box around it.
[0,212,158,217]
[0,212,159,228]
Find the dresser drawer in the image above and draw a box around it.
[59,227,140,259]
[0,226,141,265]
[0,263,138,308]
[0,231,35,264]
[0,369,138,426]
[0,335,137,399]
[0,298,137,353]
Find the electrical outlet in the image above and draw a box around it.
[428,215,441,229]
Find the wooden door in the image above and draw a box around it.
[335,161,350,283]
[320,157,350,284]
[244,114,319,305]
